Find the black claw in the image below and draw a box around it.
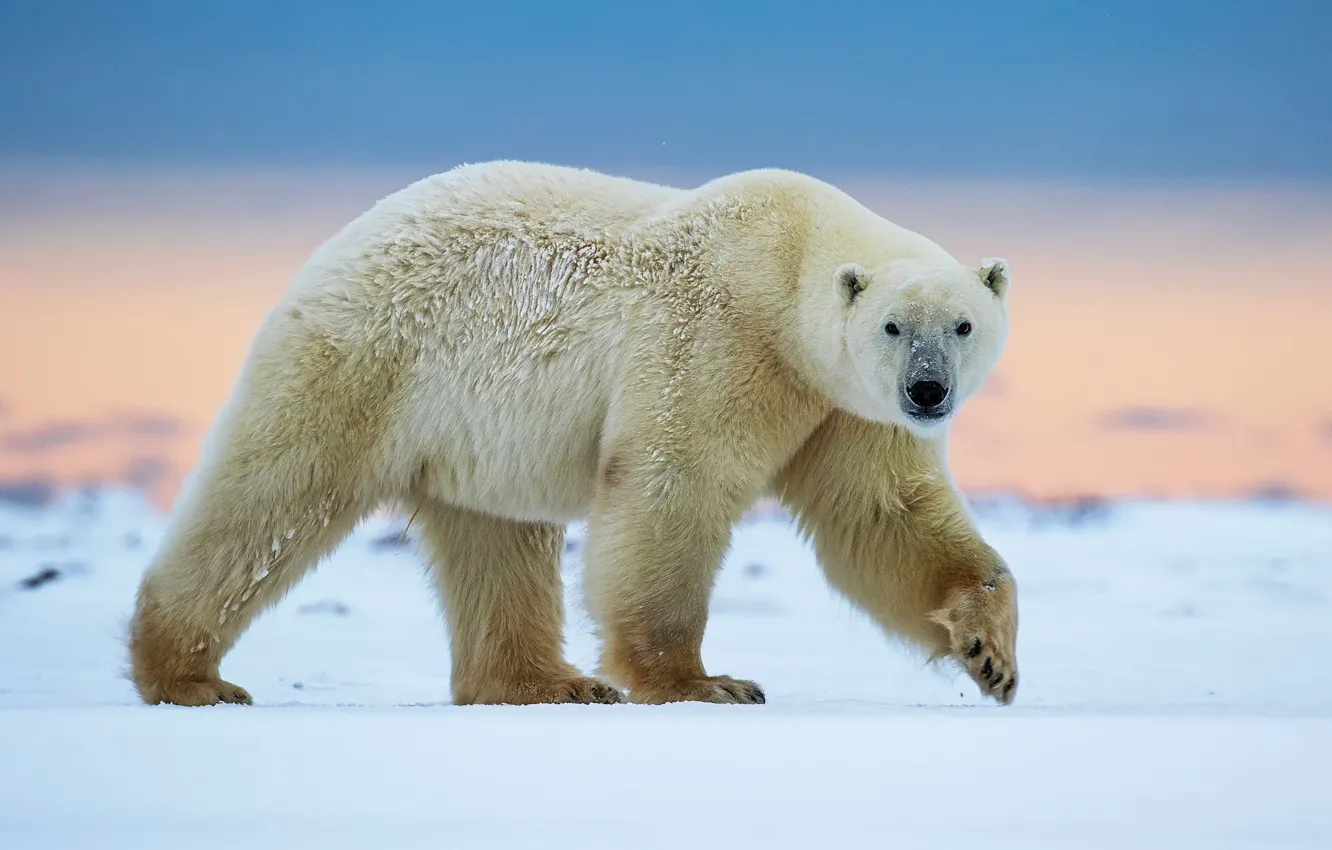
[989,670,1004,687]
[1003,678,1016,696]
[222,688,252,705]
[980,658,993,679]
[966,638,983,659]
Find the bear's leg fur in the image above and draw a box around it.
[586,501,762,704]
[128,446,368,706]
[775,412,1020,704]
[583,457,768,705]
[417,500,623,705]
[128,320,384,706]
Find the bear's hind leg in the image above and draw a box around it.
[417,501,623,705]
[129,421,371,706]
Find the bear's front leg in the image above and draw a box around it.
[810,499,1019,704]
[776,412,1021,704]
[810,496,1020,704]
[583,456,767,705]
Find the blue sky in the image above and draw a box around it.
[1,0,1329,179]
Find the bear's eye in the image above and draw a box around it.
[885,322,900,336]
[956,321,972,336]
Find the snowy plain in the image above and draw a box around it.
[1,487,1330,849]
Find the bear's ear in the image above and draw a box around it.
[835,263,870,304]
[979,257,1011,299]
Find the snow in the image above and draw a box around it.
[2,488,1331,848]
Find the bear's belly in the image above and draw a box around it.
[391,344,615,525]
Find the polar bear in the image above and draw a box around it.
[127,161,1019,708]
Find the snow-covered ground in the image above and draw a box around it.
[1,488,1330,848]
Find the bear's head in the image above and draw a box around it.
[832,257,1011,436]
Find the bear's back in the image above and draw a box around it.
[423,161,685,236]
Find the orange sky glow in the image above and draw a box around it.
[1,169,1329,506]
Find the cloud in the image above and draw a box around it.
[3,421,103,453]
[3,413,191,454]
[120,415,187,437]
[0,476,59,508]
[1248,482,1304,503]
[1099,407,1216,433]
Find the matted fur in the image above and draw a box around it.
[127,161,1018,707]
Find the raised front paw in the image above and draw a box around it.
[630,675,766,705]
[931,574,1020,705]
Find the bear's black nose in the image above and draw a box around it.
[907,380,949,408]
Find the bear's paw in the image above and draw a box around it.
[629,675,766,705]
[929,577,1019,705]
[143,678,253,707]
[463,676,626,706]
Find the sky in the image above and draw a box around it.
[1,1,1330,505]
[2,1,1329,180]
